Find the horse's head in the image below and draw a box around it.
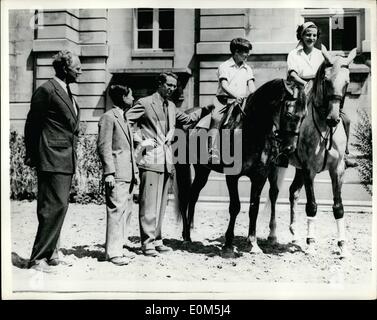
[312,47,357,127]
[274,81,307,157]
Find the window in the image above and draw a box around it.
[134,8,174,51]
[302,9,361,52]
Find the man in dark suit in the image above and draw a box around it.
[24,50,82,272]
[126,72,213,257]
[97,84,138,266]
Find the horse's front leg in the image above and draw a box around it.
[267,167,279,244]
[222,175,241,258]
[302,168,318,255]
[329,163,349,258]
[247,175,268,254]
[289,169,304,242]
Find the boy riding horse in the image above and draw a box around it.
[208,38,256,163]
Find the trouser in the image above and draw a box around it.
[105,180,134,259]
[138,169,171,249]
[29,171,73,265]
[208,97,231,153]
[340,110,350,154]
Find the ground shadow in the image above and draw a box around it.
[207,235,304,255]
[60,244,106,261]
[164,238,223,256]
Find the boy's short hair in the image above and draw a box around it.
[230,38,252,55]
[109,84,130,106]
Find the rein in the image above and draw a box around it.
[311,84,347,173]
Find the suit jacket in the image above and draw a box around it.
[97,107,138,183]
[24,78,80,173]
[126,92,209,173]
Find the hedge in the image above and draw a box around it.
[352,109,372,195]
[9,123,105,204]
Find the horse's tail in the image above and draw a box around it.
[262,167,289,216]
[172,163,192,222]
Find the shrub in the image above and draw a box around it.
[9,124,105,204]
[70,123,104,204]
[9,130,38,200]
[352,109,372,195]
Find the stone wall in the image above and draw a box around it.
[9,10,35,133]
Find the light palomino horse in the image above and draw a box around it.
[266,48,357,258]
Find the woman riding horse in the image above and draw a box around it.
[287,21,357,168]
[267,46,357,258]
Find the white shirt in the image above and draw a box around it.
[216,57,255,98]
[287,44,324,80]
[53,76,78,115]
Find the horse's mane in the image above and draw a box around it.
[243,79,287,140]
[310,61,328,108]
[310,56,345,108]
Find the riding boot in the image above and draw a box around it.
[340,110,358,168]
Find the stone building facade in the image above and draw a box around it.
[8,8,372,201]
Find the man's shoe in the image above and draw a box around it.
[155,244,172,253]
[109,256,130,266]
[48,259,73,267]
[344,157,358,168]
[123,248,136,259]
[29,259,54,273]
[142,248,160,257]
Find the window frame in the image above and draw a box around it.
[300,8,361,54]
[133,8,174,52]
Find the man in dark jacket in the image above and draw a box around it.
[24,50,82,272]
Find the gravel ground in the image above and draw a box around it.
[6,200,375,299]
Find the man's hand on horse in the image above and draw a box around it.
[105,174,115,189]
[235,97,244,105]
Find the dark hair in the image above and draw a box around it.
[230,38,252,55]
[109,84,130,106]
[156,72,178,86]
[52,50,74,75]
[296,24,321,41]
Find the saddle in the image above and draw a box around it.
[187,99,246,170]
[195,99,245,131]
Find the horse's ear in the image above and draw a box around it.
[346,48,357,65]
[321,44,333,65]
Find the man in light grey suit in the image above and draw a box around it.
[127,72,213,256]
[97,84,138,266]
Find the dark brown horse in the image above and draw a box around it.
[175,79,307,258]
[266,49,357,258]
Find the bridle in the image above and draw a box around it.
[309,63,349,172]
[272,96,305,166]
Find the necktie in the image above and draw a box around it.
[66,84,77,115]
[163,99,169,132]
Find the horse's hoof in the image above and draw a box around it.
[338,241,350,259]
[305,245,316,256]
[267,236,278,245]
[221,246,235,259]
[250,243,263,254]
